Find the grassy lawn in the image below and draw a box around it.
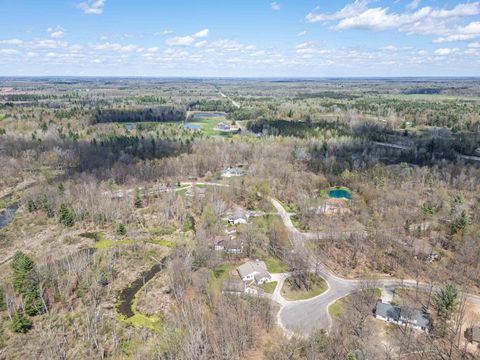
[281,274,327,301]
[146,238,174,248]
[265,257,289,273]
[258,281,277,294]
[95,238,132,250]
[175,115,235,137]
[328,299,344,316]
[213,263,235,279]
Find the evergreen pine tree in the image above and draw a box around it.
[9,311,32,333]
[58,204,74,227]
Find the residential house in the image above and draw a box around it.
[224,238,243,254]
[222,166,244,178]
[210,235,229,251]
[374,301,430,332]
[216,122,231,131]
[228,207,248,225]
[465,326,480,344]
[210,235,243,254]
[237,259,272,285]
[316,197,350,215]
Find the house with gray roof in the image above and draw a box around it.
[374,301,430,332]
[222,166,244,178]
[237,259,271,285]
[228,207,248,225]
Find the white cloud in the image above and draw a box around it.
[47,26,66,39]
[434,47,458,56]
[166,36,195,46]
[154,30,173,36]
[382,45,398,51]
[306,0,370,23]
[76,0,106,15]
[166,29,209,46]
[92,42,139,52]
[407,0,421,11]
[194,40,208,48]
[0,49,20,55]
[433,21,480,42]
[307,1,480,40]
[210,39,244,52]
[297,31,307,37]
[27,39,68,49]
[146,47,159,53]
[0,39,23,45]
[271,2,281,11]
[193,29,209,38]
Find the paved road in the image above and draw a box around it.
[269,194,480,336]
[115,180,480,336]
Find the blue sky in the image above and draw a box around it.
[2,0,480,76]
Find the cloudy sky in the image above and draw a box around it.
[2,0,480,77]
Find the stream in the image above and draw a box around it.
[117,257,168,318]
[0,203,19,229]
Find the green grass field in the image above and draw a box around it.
[258,281,277,294]
[265,257,289,273]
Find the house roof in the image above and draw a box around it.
[225,238,242,250]
[254,271,271,282]
[231,207,247,220]
[376,301,401,320]
[375,301,429,329]
[237,260,267,279]
[211,235,229,246]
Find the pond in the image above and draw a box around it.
[328,188,351,200]
[192,113,225,118]
[0,203,19,229]
[183,123,201,130]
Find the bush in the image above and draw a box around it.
[58,203,75,227]
[116,223,127,236]
[9,312,32,333]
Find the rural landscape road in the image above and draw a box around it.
[111,181,480,336]
[269,195,480,336]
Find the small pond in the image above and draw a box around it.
[328,188,351,200]
[0,203,19,229]
[183,123,201,130]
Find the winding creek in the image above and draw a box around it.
[116,257,168,319]
[0,203,20,229]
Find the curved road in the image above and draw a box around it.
[120,181,480,336]
[268,194,480,336]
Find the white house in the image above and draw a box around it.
[228,207,248,225]
[222,166,244,178]
[236,260,272,285]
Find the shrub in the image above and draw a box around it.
[9,312,32,333]
[116,223,127,236]
[58,203,75,227]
